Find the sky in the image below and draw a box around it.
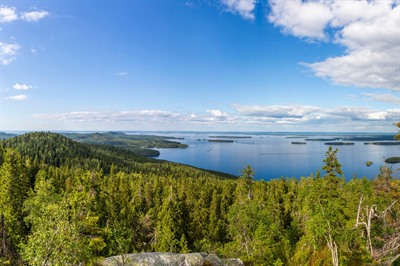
[0,0,399,132]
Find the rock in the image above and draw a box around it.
[182,253,207,265]
[221,258,245,266]
[102,252,244,266]
[205,254,224,266]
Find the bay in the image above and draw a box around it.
[154,132,400,180]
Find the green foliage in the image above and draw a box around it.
[21,170,105,265]
[0,132,399,265]
[0,148,32,263]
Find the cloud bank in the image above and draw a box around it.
[223,0,400,91]
[362,93,400,104]
[33,104,400,131]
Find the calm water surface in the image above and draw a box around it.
[153,132,400,180]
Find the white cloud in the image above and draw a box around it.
[304,48,400,90]
[0,6,49,23]
[268,0,332,40]
[13,83,33,90]
[0,42,20,65]
[20,10,49,22]
[329,0,391,27]
[362,93,400,104]
[32,105,399,131]
[207,109,230,118]
[7,94,27,101]
[268,0,400,91]
[33,110,180,123]
[0,6,48,23]
[233,104,400,129]
[0,6,18,23]
[139,110,179,118]
[233,104,321,118]
[0,6,49,66]
[221,0,257,20]
[322,106,399,122]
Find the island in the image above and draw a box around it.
[291,142,307,145]
[208,139,235,143]
[385,157,400,164]
[324,142,355,145]
[209,136,252,139]
[364,142,400,145]
[305,138,340,141]
[343,135,397,141]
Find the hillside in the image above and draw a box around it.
[0,132,17,140]
[0,132,399,265]
[0,132,235,179]
[63,131,188,157]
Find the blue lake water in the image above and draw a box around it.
[152,132,400,180]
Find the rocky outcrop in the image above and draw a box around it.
[102,252,244,266]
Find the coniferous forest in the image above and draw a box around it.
[0,132,399,265]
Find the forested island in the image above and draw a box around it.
[365,142,400,145]
[0,132,399,265]
[63,131,188,157]
[385,157,400,164]
[209,136,252,139]
[324,142,355,145]
[208,139,235,143]
[291,141,307,145]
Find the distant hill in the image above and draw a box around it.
[63,131,187,157]
[0,132,18,140]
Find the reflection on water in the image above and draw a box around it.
[154,132,400,180]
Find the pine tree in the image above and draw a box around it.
[22,170,105,265]
[154,186,187,252]
[305,147,347,266]
[0,149,31,263]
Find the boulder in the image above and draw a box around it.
[102,252,244,266]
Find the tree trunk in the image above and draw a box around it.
[355,195,400,263]
[0,213,6,256]
[355,195,374,256]
[326,232,339,266]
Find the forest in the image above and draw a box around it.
[62,131,188,157]
[0,131,399,265]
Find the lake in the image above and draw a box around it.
[152,132,400,180]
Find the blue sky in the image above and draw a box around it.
[1,0,399,132]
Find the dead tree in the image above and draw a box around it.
[325,227,339,266]
[355,195,400,264]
